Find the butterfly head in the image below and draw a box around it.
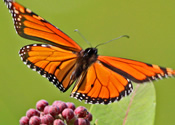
[78,47,98,65]
[83,48,98,57]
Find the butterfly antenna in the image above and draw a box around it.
[95,35,130,48]
[74,29,92,47]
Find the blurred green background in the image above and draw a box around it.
[0,0,175,124]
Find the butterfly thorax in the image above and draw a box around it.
[71,48,98,80]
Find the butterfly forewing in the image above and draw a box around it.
[4,0,82,52]
[98,56,175,83]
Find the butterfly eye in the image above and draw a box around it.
[94,49,98,54]
[91,48,98,55]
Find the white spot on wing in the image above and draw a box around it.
[33,44,38,46]
[41,44,47,47]
[129,83,131,88]
[8,2,12,8]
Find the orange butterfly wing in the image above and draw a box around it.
[19,44,78,92]
[4,0,81,52]
[98,56,175,83]
[70,56,175,104]
[71,62,133,104]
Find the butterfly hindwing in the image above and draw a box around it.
[19,44,78,92]
[71,62,133,104]
[98,56,175,83]
[4,0,82,52]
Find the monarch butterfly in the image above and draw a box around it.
[4,0,175,104]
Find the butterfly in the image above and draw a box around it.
[4,0,175,104]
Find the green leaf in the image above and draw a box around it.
[90,83,156,125]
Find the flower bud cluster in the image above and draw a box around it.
[19,100,92,125]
